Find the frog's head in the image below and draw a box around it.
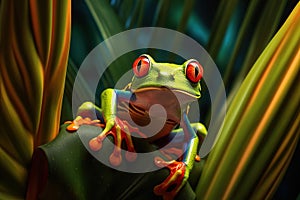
[130,54,203,98]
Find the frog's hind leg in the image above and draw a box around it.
[155,122,207,163]
[159,122,207,149]
[153,122,207,198]
[66,102,104,132]
[77,101,104,122]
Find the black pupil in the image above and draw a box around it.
[194,65,199,77]
[137,60,142,72]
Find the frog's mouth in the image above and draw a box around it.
[133,86,198,103]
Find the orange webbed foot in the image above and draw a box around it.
[65,116,104,132]
[154,156,187,200]
[89,117,142,166]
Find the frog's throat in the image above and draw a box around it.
[131,86,200,99]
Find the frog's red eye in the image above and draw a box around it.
[185,60,203,83]
[133,56,151,77]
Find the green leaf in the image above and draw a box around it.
[232,0,288,89]
[206,0,239,59]
[223,0,287,86]
[196,3,300,199]
[0,0,71,198]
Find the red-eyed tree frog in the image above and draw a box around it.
[67,54,207,199]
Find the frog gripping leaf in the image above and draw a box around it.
[66,54,207,199]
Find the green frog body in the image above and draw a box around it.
[68,54,207,199]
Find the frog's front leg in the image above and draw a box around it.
[154,115,207,199]
[88,89,140,166]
